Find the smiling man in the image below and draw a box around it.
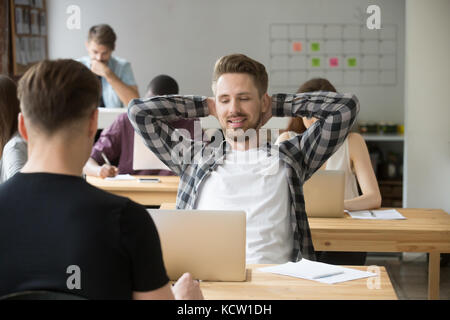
[128,54,360,264]
[78,24,139,108]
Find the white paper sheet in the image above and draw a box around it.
[105,174,136,181]
[259,259,377,284]
[346,209,406,220]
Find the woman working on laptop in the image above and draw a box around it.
[276,78,382,212]
[276,78,382,265]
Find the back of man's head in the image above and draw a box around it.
[146,75,179,98]
[18,59,100,135]
[88,24,117,51]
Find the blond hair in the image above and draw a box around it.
[88,24,117,50]
[212,54,268,97]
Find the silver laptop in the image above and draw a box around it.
[133,132,171,171]
[148,210,247,282]
[303,170,345,218]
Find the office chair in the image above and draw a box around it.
[0,291,87,300]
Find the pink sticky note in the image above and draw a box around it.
[292,42,302,52]
[329,57,339,67]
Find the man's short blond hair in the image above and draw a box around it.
[88,24,117,50]
[212,54,269,97]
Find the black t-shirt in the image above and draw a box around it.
[0,173,169,300]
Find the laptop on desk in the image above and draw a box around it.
[148,209,247,282]
[133,133,171,171]
[303,170,345,218]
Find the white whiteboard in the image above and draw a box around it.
[47,0,405,127]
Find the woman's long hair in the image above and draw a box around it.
[0,76,21,156]
[285,78,337,134]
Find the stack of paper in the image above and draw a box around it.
[259,259,377,284]
[346,209,406,220]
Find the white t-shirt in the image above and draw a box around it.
[325,138,359,200]
[195,148,293,264]
[0,133,28,184]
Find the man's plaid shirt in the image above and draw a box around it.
[128,92,360,261]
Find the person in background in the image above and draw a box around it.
[276,78,382,265]
[0,59,203,300]
[277,78,382,211]
[0,75,27,183]
[78,24,139,108]
[83,75,200,178]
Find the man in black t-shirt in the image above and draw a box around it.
[0,59,203,300]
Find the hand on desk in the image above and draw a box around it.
[172,273,204,300]
[98,164,119,179]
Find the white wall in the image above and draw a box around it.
[404,0,450,212]
[46,0,405,128]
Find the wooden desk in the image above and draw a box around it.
[309,208,450,300]
[87,176,179,206]
[200,265,397,300]
[160,203,177,210]
[160,204,450,300]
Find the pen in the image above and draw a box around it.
[312,271,345,279]
[101,152,111,166]
[139,178,161,183]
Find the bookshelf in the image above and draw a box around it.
[0,0,10,74]
[365,137,404,208]
[9,0,48,76]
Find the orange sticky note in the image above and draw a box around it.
[292,42,302,52]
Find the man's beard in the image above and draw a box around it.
[223,112,262,142]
